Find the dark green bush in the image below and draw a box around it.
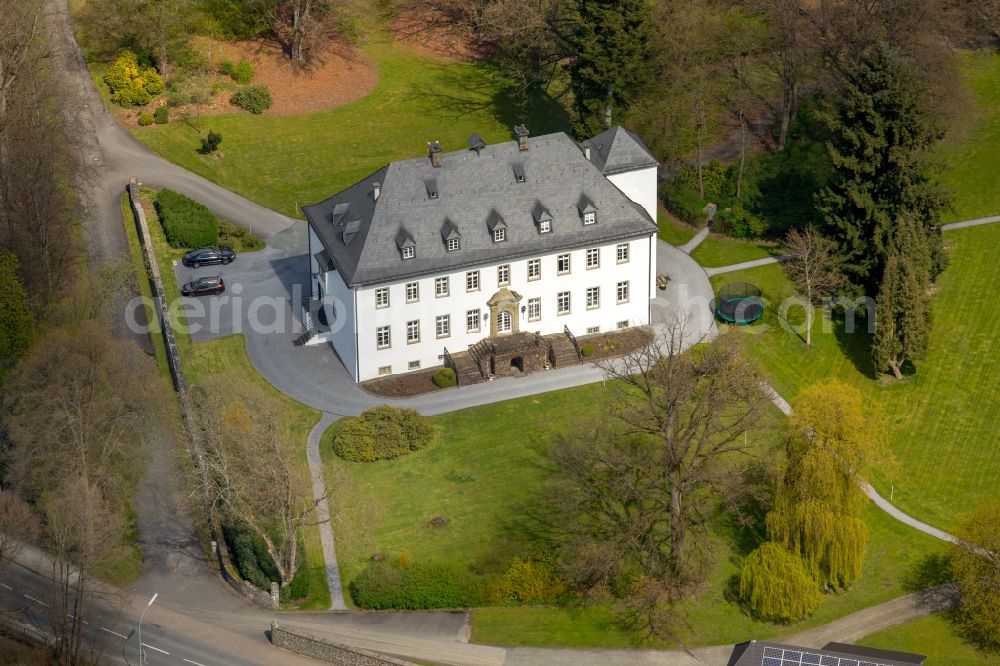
[138,112,154,126]
[154,189,219,248]
[221,59,255,84]
[231,85,272,114]
[218,219,264,251]
[661,179,709,225]
[332,405,435,462]
[433,367,457,388]
[580,343,594,357]
[716,204,767,240]
[349,561,485,609]
[200,131,223,154]
[222,519,279,591]
[153,106,169,124]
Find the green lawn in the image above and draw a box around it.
[714,224,1000,531]
[691,233,783,267]
[325,383,940,648]
[938,51,1000,221]
[133,40,569,218]
[858,614,997,665]
[657,207,700,246]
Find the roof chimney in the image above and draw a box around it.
[514,125,529,151]
[428,140,443,168]
[373,181,381,201]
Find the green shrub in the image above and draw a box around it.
[661,180,709,225]
[231,85,272,114]
[332,405,435,462]
[222,519,279,591]
[739,542,822,622]
[580,343,594,357]
[104,50,163,108]
[487,558,567,605]
[137,112,154,126]
[716,204,767,240]
[221,59,255,84]
[154,189,219,248]
[153,106,169,124]
[218,219,264,252]
[200,131,223,154]
[433,367,457,388]
[349,561,485,609]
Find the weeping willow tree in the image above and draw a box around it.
[739,542,822,622]
[765,380,890,588]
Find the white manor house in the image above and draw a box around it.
[302,125,659,384]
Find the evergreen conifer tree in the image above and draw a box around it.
[814,42,949,292]
[569,0,654,137]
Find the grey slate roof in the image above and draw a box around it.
[303,129,658,288]
[727,640,926,666]
[585,125,659,175]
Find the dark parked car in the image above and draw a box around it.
[181,275,225,296]
[182,247,235,268]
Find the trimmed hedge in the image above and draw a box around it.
[154,189,219,248]
[349,561,485,609]
[433,367,457,388]
[231,85,272,114]
[332,405,434,462]
[580,343,594,357]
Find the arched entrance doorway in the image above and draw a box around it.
[510,356,524,373]
[497,310,512,334]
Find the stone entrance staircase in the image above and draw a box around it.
[546,331,581,368]
[448,350,485,386]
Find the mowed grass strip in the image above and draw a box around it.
[134,40,569,218]
[692,233,784,267]
[857,614,995,665]
[713,224,1000,530]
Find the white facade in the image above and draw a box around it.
[607,166,658,222]
[312,230,657,382]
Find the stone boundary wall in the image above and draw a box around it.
[126,179,278,611]
[270,622,415,666]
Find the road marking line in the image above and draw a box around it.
[182,659,205,666]
[24,594,48,607]
[141,643,169,655]
[100,627,128,639]
[0,582,11,590]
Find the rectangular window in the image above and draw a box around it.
[378,365,392,376]
[467,309,481,333]
[402,246,415,260]
[584,211,596,225]
[406,319,420,344]
[376,325,390,349]
[466,270,480,292]
[586,326,600,334]
[405,282,419,303]
[497,264,510,286]
[539,219,551,233]
[616,243,630,263]
[408,360,421,371]
[435,276,449,297]
[617,320,629,330]
[527,258,541,281]
[586,248,599,269]
[557,291,570,315]
[494,227,506,243]
[586,286,600,309]
[617,281,630,304]
[436,314,450,338]
[557,254,570,274]
[446,237,460,252]
[375,287,389,309]
[527,297,541,321]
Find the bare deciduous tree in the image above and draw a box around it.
[0,489,37,572]
[196,383,323,587]
[783,226,844,346]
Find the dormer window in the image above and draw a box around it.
[396,228,416,259]
[402,246,415,259]
[494,227,506,243]
[425,178,439,200]
[578,195,599,226]
[513,162,525,183]
[486,209,507,243]
[532,203,553,234]
[447,237,460,252]
[441,218,461,251]
[539,219,551,233]
[584,211,596,225]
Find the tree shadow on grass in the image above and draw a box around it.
[830,306,877,379]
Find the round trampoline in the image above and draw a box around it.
[714,282,763,325]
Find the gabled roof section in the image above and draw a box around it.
[342,219,362,245]
[302,132,657,287]
[577,195,598,215]
[531,202,552,224]
[440,218,461,241]
[585,125,658,175]
[468,131,486,153]
[485,209,506,231]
